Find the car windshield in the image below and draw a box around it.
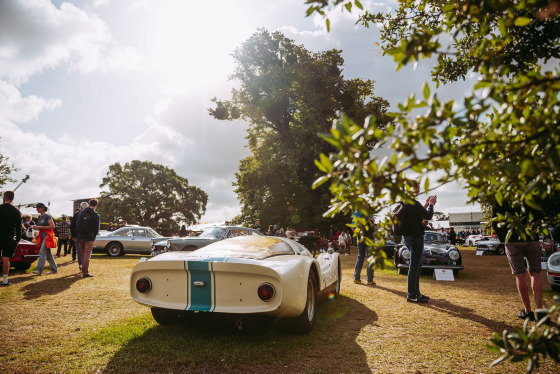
[189,236,295,259]
[424,232,445,243]
[147,228,163,238]
[200,227,226,238]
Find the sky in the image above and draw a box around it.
[0,0,478,225]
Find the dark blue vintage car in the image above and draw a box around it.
[394,231,464,276]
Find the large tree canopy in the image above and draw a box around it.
[210,28,390,232]
[97,160,207,228]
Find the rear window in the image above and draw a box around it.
[189,236,295,259]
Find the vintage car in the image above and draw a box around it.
[547,252,560,291]
[382,240,397,259]
[93,226,171,257]
[463,235,487,247]
[475,237,505,255]
[131,235,341,333]
[394,231,464,276]
[0,239,40,271]
[151,225,263,256]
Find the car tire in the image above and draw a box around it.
[13,262,31,271]
[398,267,408,275]
[106,242,123,257]
[334,259,341,297]
[151,307,188,325]
[496,245,505,255]
[551,285,560,292]
[453,269,460,277]
[182,245,198,252]
[292,270,318,334]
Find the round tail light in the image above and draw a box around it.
[257,283,275,302]
[136,277,152,294]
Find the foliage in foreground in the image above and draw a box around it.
[97,160,208,228]
[487,296,560,373]
[304,0,559,371]
[0,137,17,188]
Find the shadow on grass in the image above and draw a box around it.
[375,284,512,332]
[20,273,83,300]
[101,295,376,374]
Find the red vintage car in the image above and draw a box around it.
[0,239,40,271]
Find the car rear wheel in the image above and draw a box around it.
[496,245,505,255]
[398,267,408,275]
[151,307,188,325]
[334,259,341,297]
[13,262,31,271]
[292,270,317,334]
[106,242,123,257]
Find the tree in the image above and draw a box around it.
[97,160,207,228]
[209,29,390,232]
[305,1,559,371]
[0,139,17,188]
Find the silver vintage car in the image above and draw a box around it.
[151,225,264,256]
[93,226,171,257]
[475,237,505,255]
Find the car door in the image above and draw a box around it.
[130,229,152,253]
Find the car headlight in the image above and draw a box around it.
[548,252,560,268]
[401,248,410,260]
[449,250,460,261]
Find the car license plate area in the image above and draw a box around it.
[213,272,281,313]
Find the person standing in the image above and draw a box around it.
[401,183,436,303]
[492,201,544,321]
[55,216,70,257]
[353,213,375,286]
[179,225,188,237]
[77,199,100,278]
[70,204,87,269]
[21,215,35,241]
[252,219,262,233]
[448,227,457,245]
[338,230,348,255]
[0,191,22,286]
[32,203,58,275]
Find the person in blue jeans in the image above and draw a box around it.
[401,183,436,303]
[353,213,375,286]
[32,203,58,275]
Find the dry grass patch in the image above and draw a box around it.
[0,248,558,373]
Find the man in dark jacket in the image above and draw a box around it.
[492,201,544,321]
[70,205,86,268]
[401,183,436,303]
[0,191,21,286]
[77,199,100,278]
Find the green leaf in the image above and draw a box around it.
[354,0,363,10]
[326,18,330,32]
[423,82,430,100]
[514,17,532,27]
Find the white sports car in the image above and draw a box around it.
[130,235,341,333]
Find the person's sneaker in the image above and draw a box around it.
[46,271,57,275]
[56,253,60,257]
[407,296,428,303]
[1,281,13,286]
[517,309,535,321]
[536,311,548,322]
[353,279,362,284]
[419,294,430,300]
[82,274,95,278]
[32,270,41,275]
[366,281,376,286]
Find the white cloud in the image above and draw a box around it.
[0,0,142,85]
[0,81,61,124]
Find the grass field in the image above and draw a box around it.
[0,247,558,373]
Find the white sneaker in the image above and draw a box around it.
[32,270,41,275]
[46,271,57,275]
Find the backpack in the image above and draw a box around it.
[77,209,95,234]
[391,202,406,236]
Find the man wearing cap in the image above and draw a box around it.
[32,202,58,275]
[77,199,100,278]
[0,191,22,286]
